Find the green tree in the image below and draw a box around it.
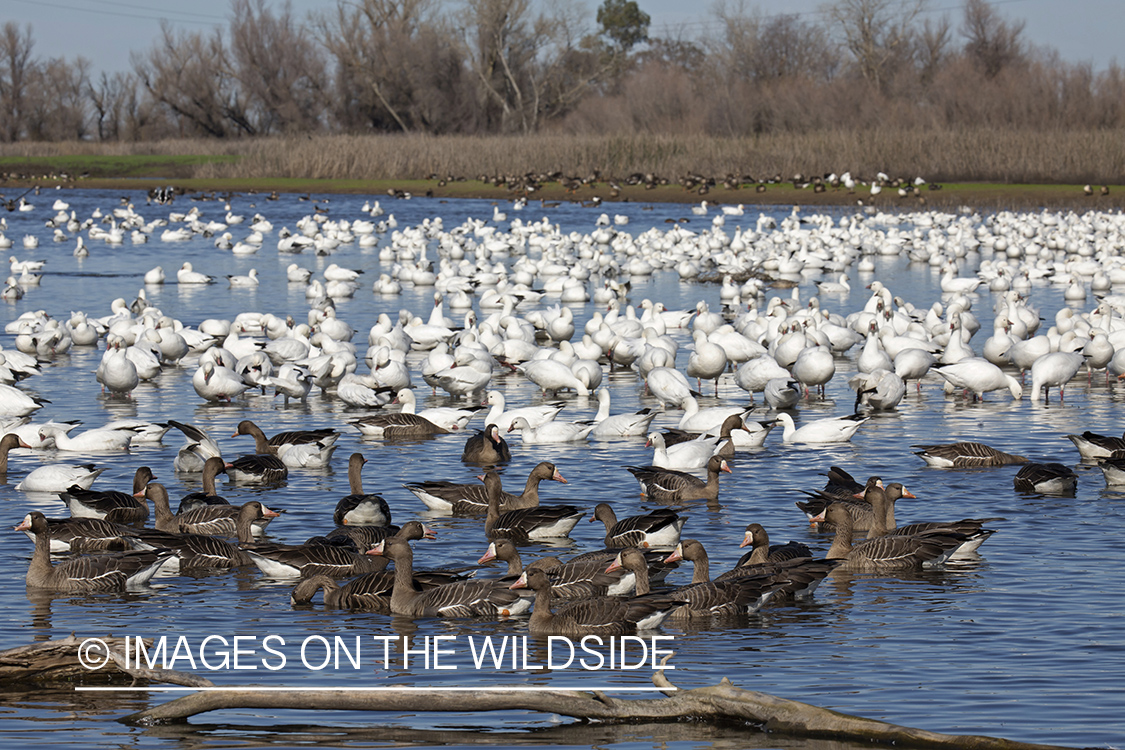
[597,0,650,52]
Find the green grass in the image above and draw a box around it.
[0,154,241,179]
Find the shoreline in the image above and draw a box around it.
[5,176,1123,211]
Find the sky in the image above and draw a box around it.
[0,0,1119,76]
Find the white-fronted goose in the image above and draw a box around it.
[138,485,272,571]
[864,483,997,560]
[290,567,476,610]
[324,523,402,551]
[1097,456,1125,486]
[626,455,731,503]
[174,484,281,537]
[478,539,624,598]
[661,413,749,458]
[370,537,531,617]
[671,535,835,599]
[0,432,25,472]
[231,419,338,468]
[247,521,433,578]
[404,461,566,514]
[824,503,967,571]
[482,470,584,542]
[610,546,782,618]
[509,567,681,635]
[176,456,229,514]
[912,442,1028,467]
[17,511,171,591]
[590,503,685,549]
[795,476,886,528]
[1067,430,1125,459]
[461,424,511,464]
[226,453,288,483]
[1013,462,1078,494]
[736,523,813,566]
[348,410,449,439]
[59,466,154,525]
[333,453,392,526]
[14,514,135,553]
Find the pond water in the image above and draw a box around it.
[0,188,1121,750]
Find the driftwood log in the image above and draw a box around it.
[119,656,1075,750]
[0,635,213,688]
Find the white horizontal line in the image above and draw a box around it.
[76,685,676,693]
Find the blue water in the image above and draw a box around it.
[0,189,1120,750]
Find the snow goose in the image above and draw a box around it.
[646,431,720,469]
[589,388,658,440]
[51,425,136,452]
[168,420,222,473]
[507,415,592,444]
[849,368,906,411]
[394,388,479,432]
[0,383,46,417]
[17,512,171,591]
[676,395,747,433]
[775,412,867,444]
[734,355,791,397]
[791,345,835,398]
[933,358,1022,400]
[15,462,105,493]
[686,330,727,395]
[192,360,251,402]
[645,367,696,408]
[517,359,589,396]
[227,268,259,287]
[176,261,213,284]
[626,454,731,503]
[433,346,492,399]
[1029,351,1085,401]
[483,390,564,432]
[94,337,139,395]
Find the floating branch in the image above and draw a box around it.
[0,635,213,688]
[119,656,1074,750]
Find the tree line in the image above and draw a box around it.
[0,0,1121,143]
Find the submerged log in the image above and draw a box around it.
[0,635,213,688]
[120,656,1074,750]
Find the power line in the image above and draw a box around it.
[0,0,226,26]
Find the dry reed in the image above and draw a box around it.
[3,129,1122,184]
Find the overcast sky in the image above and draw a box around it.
[2,0,1119,76]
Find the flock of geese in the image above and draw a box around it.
[3,188,1125,638]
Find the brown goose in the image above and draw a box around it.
[231,419,338,468]
[610,546,782,618]
[482,470,584,542]
[509,567,682,635]
[912,442,1028,467]
[404,461,566,514]
[333,453,392,527]
[290,566,477,610]
[796,476,886,529]
[370,537,531,617]
[226,453,288,483]
[349,410,449,439]
[324,524,402,551]
[14,513,135,553]
[177,456,229,514]
[461,424,511,464]
[625,455,731,503]
[1066,430,1125,459]
[247,520,434,578]
[865,483,999,559]
[590,503,685,549]
[824,503,967,571]
[0,432,25,472]
[736,523,812,566]
[138,485,273,570]
[672,537,836,599]
[232,419,338,454]
[1013,462,1078,494]
[59,466,155,525]
[16,511,172,591]
[477,539,624,598]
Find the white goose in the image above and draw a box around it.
[483,390,564,432]
[177,262,213,284]
[51,425,135,452]
[647,431,720,469]
[507,416,592,444]
[192,360,251,402]
[934,358,1023,400]
[16,463,105,493]
[1029,351,1085,401]
[775,412,868,444]
[589,389,659,440]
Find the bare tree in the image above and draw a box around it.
[132,22,248,137]
[917,15,950,84]
[0,22,36,141]
[228,0,328,134]
[961,0,1025,78]
[25,57,90,140]
[823,0,924,90]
